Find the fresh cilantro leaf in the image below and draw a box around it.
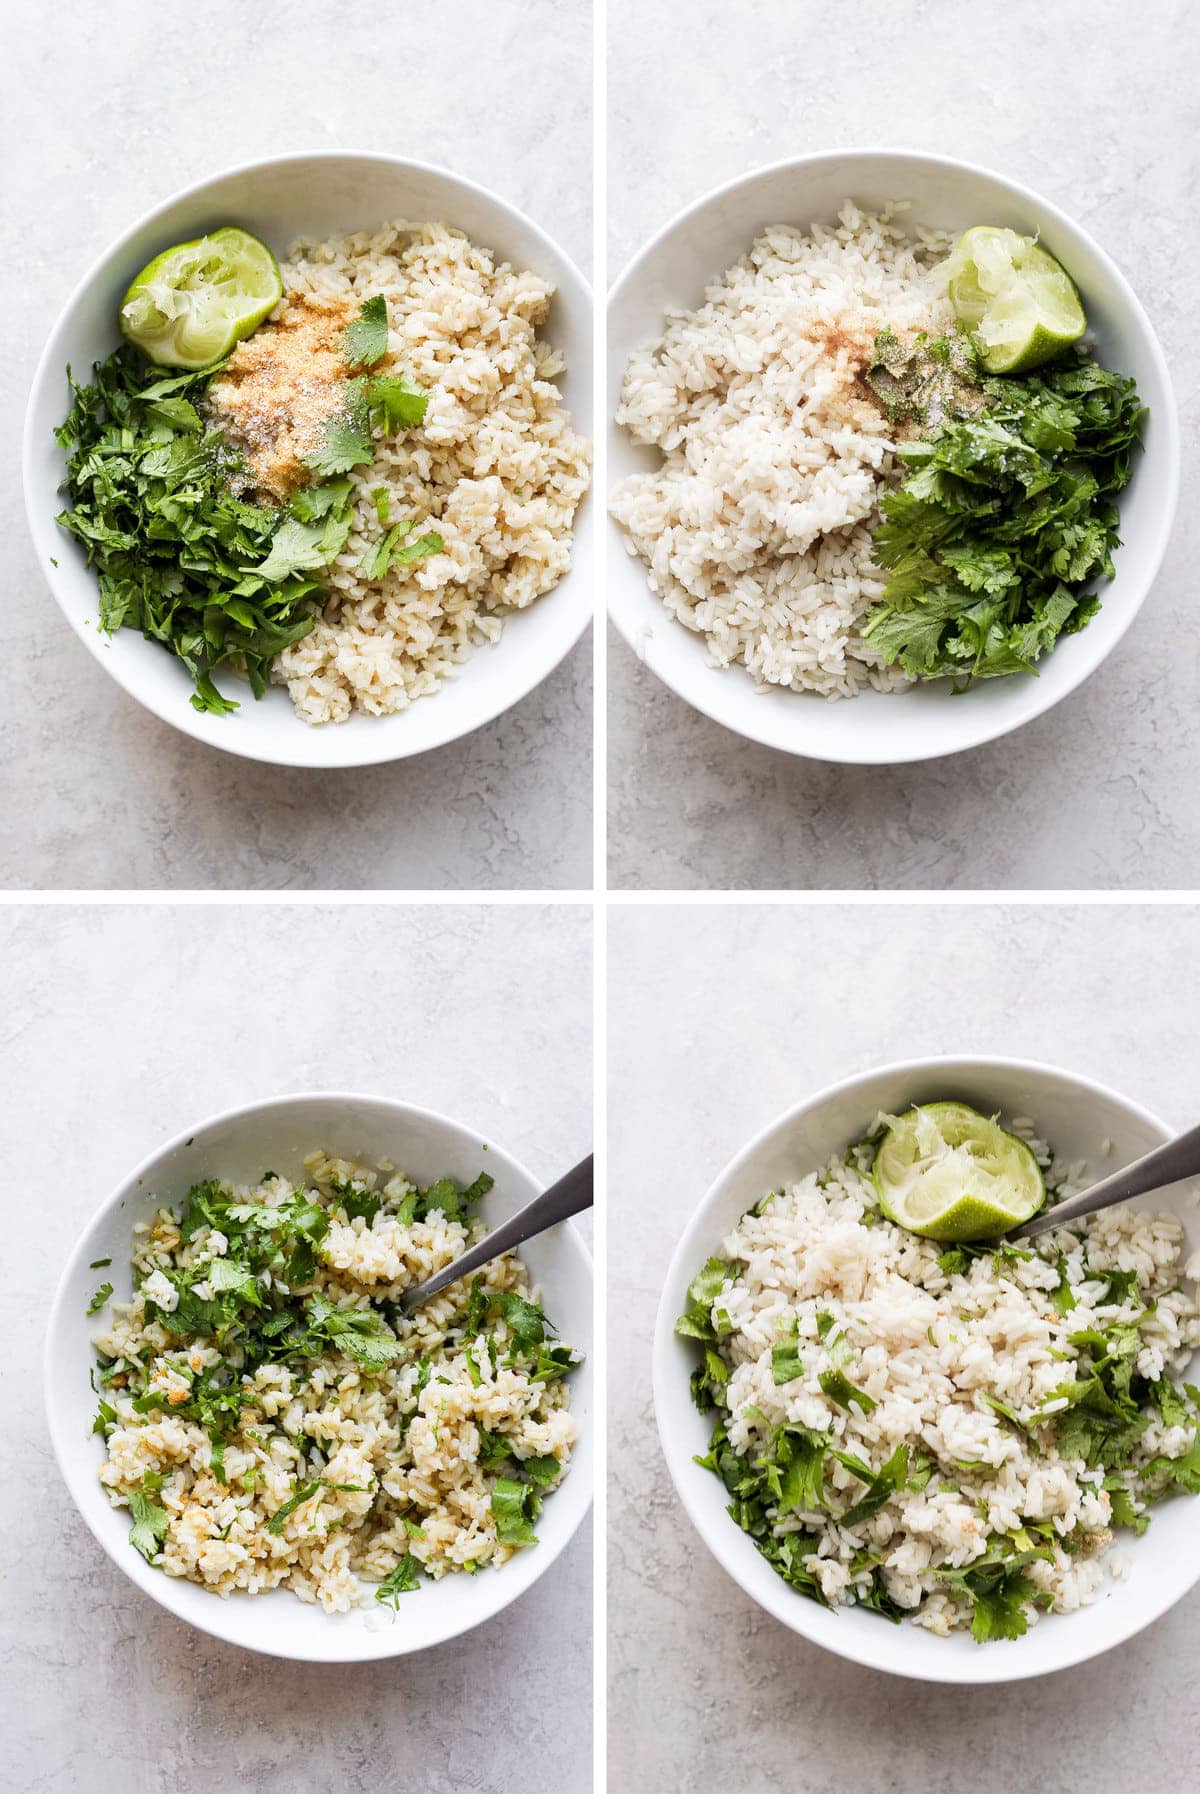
[128,1488,170,1563]
[267,1475,368,1534]
[1139,1436,1200,1497]
[359,519,444,580]
[936,1533,1053,1642]
[478,1429,514,1472]
[1051,1254,1077,1315]
[340,295,390,369]
[980,1391,1041,1453]
[690,1346,729,1411]
[771,1319,803,1386]
[676,1258,743,1342]
[491,1476,540,1546]
[92,1398,117,1438]
[89,1257,112,1269]
[1104,1477,1150,1534]
[818,1367,877,1413]
[249,516,332,582]
[363,372,430,431]
[205,1257,264,1308]
[330,1177,382,1226]
[87,1282,114,1314]
[375,1552,422,1607]
[306,1294,403,1373]
[305,403,375,476]
[530,1343,578,1383]
[835,1445,910,1525]
[515,1453,561,1486]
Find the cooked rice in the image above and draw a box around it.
[211,221,590,725]
[611,202,953,698]
[92,1151,577,1613]
[693,1120,1200,1634]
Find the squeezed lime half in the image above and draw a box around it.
[872,1100,1045,1242]
[119,226,282,369]
[943,225,1086,374]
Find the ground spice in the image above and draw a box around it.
[207,296,355,501]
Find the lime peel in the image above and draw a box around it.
[942,225,1086,375]
[120,226,282,370]
[872,1101,1045,1243]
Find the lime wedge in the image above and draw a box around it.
[943,225,1086,374]
[872,1101,1045,1242]
[119,226,282,369]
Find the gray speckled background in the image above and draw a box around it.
[4,903,592,1794]
[607,0,1199,890]
[4,0,592,892]
[608,902,1200,1791]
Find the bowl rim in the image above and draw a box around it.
[23,147,594,770]
[44,1087,593,1661]
[607,146,1181,765]
[651,1052,1198,1683]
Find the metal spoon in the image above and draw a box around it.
[399,1153,593,1313]
[1014,1123,1200,1242]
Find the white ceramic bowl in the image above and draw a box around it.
[609,151,1179,764]
[25,152,593,768]
[45,1092,592,1660]
[654,1056,1200,1682]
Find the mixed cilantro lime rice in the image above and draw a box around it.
[681,1118,1200,1641]
[90,1151,578,1613]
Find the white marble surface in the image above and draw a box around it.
[3,0,592,892]
[608,902,1200,1791]
[3,903,592,1794]
[607,0,1200,890]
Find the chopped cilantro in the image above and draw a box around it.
[862,342,1145,683]
[835,1444,911,1526]
[818,1367,877,1414]
[530,1343,578,1383]
[492,1476,540,1546]
[515,1453,561,1486]
[330,1177,382,1227]
[375,1552,423,1607]
[771,1319,804,1387]
[87,1282,113,1314]
[1050,1254,1078,1315]
[267,1476,368,1535]
[52,349,352,714]
[359,520,444,581]
[936,1533,1053,1642]
[89,1257,112,1269]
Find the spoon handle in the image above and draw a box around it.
[1015,1122,1200,1240]
[400,1153,593,1312]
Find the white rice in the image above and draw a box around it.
[611,203,953,697]
[698,1122,1200,1635]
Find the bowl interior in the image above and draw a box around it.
[608,151,1177,765]
[26,154,593,768]
[653,1058,1199,1682]
[46,1093,593,1660]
